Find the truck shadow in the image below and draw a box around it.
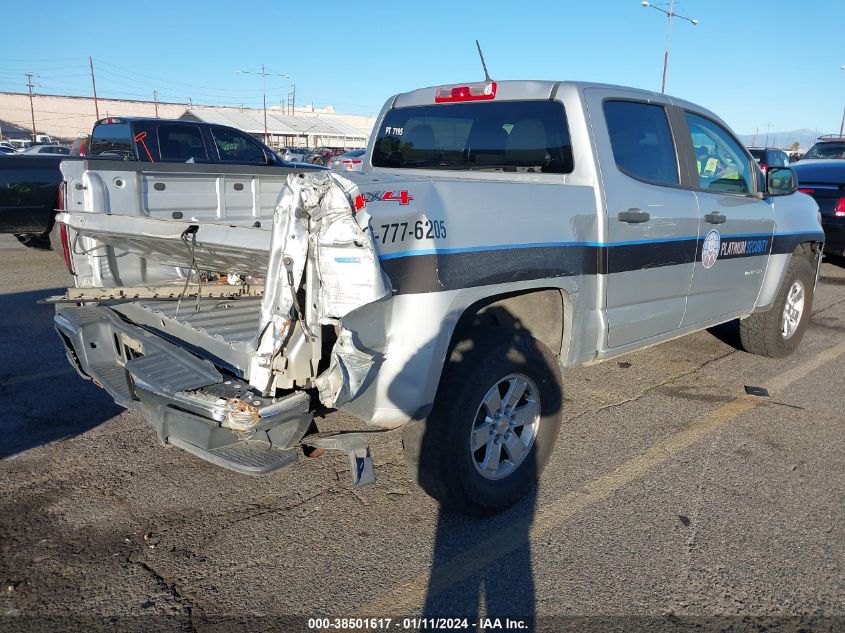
[390,312,561,625]
[0,288,123,459]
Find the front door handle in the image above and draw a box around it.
[705,212,727,225]
[618,208,651,224]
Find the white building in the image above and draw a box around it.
[0,92,374,148]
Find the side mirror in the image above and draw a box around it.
[767,166,796,196]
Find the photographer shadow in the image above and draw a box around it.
[393,307,563,627]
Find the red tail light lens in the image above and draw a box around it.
[435,81,497,103]
[59,223,75,274]
[759,163,768,173]
[835,198,845,217]
[797,188,815,195]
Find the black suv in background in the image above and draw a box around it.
[801,135,845,160]
[747,147,789,174]
[88,117,319,168]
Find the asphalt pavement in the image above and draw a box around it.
[0,234,843,633]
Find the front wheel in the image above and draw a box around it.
[403,328,563,515]
[739,254,815,358]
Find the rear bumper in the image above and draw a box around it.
[822,216,845,255]
[54,305,313,474]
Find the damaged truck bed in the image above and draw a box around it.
[52,169,389,484]
[51,80,824,515]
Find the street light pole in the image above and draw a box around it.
[236,66,290,146]
[839,66,845,137]
[642,1,698,94]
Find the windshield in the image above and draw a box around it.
[372,101,573,173]
[803,142,845,159]
[748,149,764,162]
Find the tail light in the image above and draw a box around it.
[77,137,87,156]
[759,163,768,174]
[835,198,845,217]
[798,188,815,195]
[342,159,362,170]
[59,223,75,274]
[57,182,75,274]
[435,80,497,103]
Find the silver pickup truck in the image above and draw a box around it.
[50,80,823,514]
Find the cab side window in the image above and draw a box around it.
[158,124,208,162]
[211,127,266,163]
[685,113,753,194]
[604,100,679,186]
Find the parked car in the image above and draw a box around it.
[70,134,89,156]
[800,135,845,160]
[86,117,321,169]
[792,160,845,257]
[747,147,789,174]
[282,147,310,163]
[0,154,83,248]
[0,146,15,155]
[20,144,70,156]
[328,149,366,172]
[50,79,823,514]
[6,139,32,151]
[307,147,346,166]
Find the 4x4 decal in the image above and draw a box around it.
[363,190,414,205]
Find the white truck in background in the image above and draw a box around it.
[51,80,823,514]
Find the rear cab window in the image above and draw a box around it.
[372,101,573,174]
[88,122,137,160]
[603,100,679,186]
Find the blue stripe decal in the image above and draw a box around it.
[377,232,814,261]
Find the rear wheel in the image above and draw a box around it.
[739,255,815,358]
[404,328,563,515]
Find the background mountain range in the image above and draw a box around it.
[736,128,832,151]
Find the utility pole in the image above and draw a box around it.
[89,56,100,119]
[153,90,159,118]
[25,73,36,142]
[236,66,290,144]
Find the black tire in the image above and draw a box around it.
[739,254,815,358]
[403,327,563,515]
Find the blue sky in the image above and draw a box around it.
[1,0,843,135]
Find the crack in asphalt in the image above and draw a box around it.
[568,349,738,422]
[568,293,845,425]
[128,554,204,631]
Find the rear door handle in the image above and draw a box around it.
[617,208,651,224]
[705,212,727,225]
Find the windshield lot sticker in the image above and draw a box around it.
[702,229,720,269]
